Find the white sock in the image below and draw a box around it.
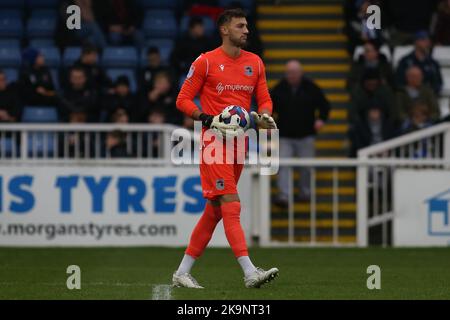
[237,256,257,277]
[176,254,196,275]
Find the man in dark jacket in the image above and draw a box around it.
[101,75,137,122]
[170,16,213,76]
[62,66,98,122]
[19,48,59,107]
[72,44,110,95]
[271,60,330,205]
[396,31,443,94]
[348,100,396,157]
[0,70,20,122]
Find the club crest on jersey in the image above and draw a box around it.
[186,65,195,79]
[219,64,224,71]
[216,179,225,191]
[244,66,253,76]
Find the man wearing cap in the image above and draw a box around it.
[396,31,443,94]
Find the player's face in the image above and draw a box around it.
[226,17,249,48]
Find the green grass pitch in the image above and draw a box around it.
[1,247,450,299]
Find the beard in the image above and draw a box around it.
[229,34,247,48]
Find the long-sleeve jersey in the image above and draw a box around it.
[176,46,273,117]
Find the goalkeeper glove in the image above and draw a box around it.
[251,111,277,129]
[199,112,241,138]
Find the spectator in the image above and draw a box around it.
[395,66,439,123]
[102,75,136,122]
[348,101,396,157]
[434,0,450,45]
[347,40,395,90]
[61,66,98,122]
[73,0,107,48]
[147,107,166,124]
[138,72,181,125]
[400,100,434,134]
[139,47,174,94]
[72,44,111,94]
[144,108,167,157]
[57,102,93,158]
[19,48,59,107]
[171,16,213,76]
[396,31,443,94]
[350,67,396,125]
[95,0,144,48]
[0,70,20,122]
[110,107,129,123]
[271,60,330,206]
[384,0,438,45]
[344,0,385,54]
[105,130,129,158]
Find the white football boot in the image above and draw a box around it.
[244,267,279,288]
[172,272,204,289]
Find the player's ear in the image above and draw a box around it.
[220,25,228,36]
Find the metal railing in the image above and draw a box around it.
[357,123,450,247]
[0,124,180,164]
[2,123,450,247]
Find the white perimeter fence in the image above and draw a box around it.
[1,123,450,247]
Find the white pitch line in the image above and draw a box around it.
[152,284,172,300]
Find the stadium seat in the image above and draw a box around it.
[0,16,23,38]
[0,0,25,9]
[144,9,175,20]
[432,46,450,68]
[2,68,19,84]
[26,0,59,9]
[30,9,57,19]
[180,15,215,37]
[441,68,450,96]
[143,11,177,39]
[106,68,137,93]
[102,47,138,68]
[0,137,15,157]
[392,45,414,68]
[353,44,392,62]
[0,9,23,19]
[26,16,57,38]
[218,0,254,10]
[138,0,177,9]
[21,106,58,123]
[142,39,174,65]
[0,39,21,48]
[29,38,55,48]
[0,47,21,68]
[36,47,60,68]
[27,132,55,158]
[62,47,81,66]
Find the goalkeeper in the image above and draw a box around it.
[174,8,278,289]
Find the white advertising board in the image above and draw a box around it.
[0,166,252,247]
[394,169,450,246]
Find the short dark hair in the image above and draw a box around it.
[217,8,246,28]
[189,16,204,29]
[147,46,160,56]
[115,75,130,87]
[70,66,86,76]
[81,44,98,55]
